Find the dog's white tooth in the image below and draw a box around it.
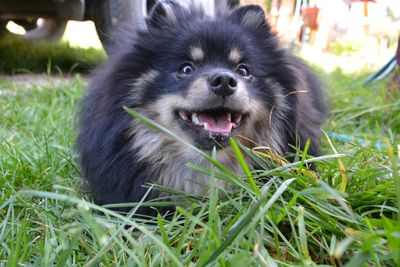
[179,110,188,121]
[227,112,231,122]
[204,122,209,131]
[192,112,199,124]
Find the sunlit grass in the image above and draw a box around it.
[0,69,399,266]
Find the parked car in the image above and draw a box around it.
[0,0,238,51]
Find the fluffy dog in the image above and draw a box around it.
[77,1,327,214]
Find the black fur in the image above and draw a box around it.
[77,1,327,215]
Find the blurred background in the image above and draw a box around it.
[0,0,399,75]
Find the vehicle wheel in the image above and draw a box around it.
[0,20,7,36]
[92,0,239,53]
[91,0,156,53]
[0,19,67,42]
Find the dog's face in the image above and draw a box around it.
[126,2,297,151]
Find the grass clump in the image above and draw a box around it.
[0,35,106,74]
[0,70,399,266]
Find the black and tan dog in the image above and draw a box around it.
[77,1,327,214]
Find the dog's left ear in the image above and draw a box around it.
[146,0,183,29]
[228,5,268,30]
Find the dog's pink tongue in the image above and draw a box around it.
[198,113,233,133]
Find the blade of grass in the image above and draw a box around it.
[323,131,348,192]
[8,219,27,267]
[124,107,237,179]
[298,206,312,264]
[385,140,400,220]
[230,137,260,195]
[203,178,296,266]
[7,190,184,267]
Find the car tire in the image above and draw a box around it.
[0,20,7,36]
[91,0,156,53]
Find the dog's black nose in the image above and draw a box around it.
[209,72,238,97]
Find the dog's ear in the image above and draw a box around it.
[146,0,183,29]
[228,5,268,30]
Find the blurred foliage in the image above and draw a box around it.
[328,39,360,56]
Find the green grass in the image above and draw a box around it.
[328,40,360,56]
[0,69,399,266]
[0,35,106,74]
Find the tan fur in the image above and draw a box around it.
[128,115,239,195]
[228,48,242,64]
[129,70,160,103]
[125,64,319,195]
[190,46,205,61]
[184,78,252,110]
[129,72,292,163]
[127,74,271,195]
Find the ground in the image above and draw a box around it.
[0,26,399,266]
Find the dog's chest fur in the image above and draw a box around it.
[130,122,240,195]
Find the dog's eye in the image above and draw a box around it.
[236,64,250,76]
[179,63,194,75]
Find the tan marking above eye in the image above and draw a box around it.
[189,46,205,61]
[229,48,242,63]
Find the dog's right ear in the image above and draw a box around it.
[228,5,269,31]
[146,0,183,29]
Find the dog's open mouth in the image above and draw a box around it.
[176,108,243,136]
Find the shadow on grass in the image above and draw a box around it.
[0,35,106,74]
